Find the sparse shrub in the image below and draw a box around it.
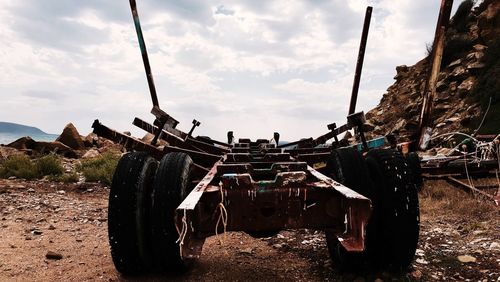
[77,152,120,185]
[476,0,495,14]
[441,36,474,67]
[0,155,39,180]
[451,0,474,33]
[48,172,79,183]
[35,154,64,176]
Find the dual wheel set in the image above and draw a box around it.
[108,148,421,275]
[325,148,421,271]
[108,152,195,275]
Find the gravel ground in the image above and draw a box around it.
[0,178,498,281]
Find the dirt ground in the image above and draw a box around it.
[0,178,498,281]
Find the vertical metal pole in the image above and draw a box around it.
[417,0,454,150]
[348,6,372,115]
[130,0,160,107]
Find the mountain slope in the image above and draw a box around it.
[0,122,49,135]
[365,0,499,142]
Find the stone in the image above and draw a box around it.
[447,59,462,68]
[392,120,406,132]
[396,65,409,73]
[33,141,77,158]
[82,149,100,159]
[56,123,86,150]
[489,242,500,250]
[457,77,476,92]
[450,65,469,81]
[436,80,448,92]
[457,255,476,263]
[6,136,36,150]
[46,251,63,260]
[416,258,429,264]
[466,51,484,61]
[411,270,423,279]
[473,44,487,51]
[445,117,460,123]
[467,62,486,73]
[362,122,375,132]
[83,133,98,147]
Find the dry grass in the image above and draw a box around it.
[420,179,498,221]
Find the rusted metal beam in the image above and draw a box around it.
[91,119,165,160]
[133,117,230,155]
[417,0,454,150]
[348,6,372,115]
[163,145,222,167]
[446,176,499,205]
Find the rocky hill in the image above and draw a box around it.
[0,122,48,135]
[365,0,499,142]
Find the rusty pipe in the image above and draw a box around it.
[130,0,160,107]
[348,6,372,115]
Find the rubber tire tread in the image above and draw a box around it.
[406,152,423,190]
[324,147,373,271]
[326,147,373,198]
[365,149,420,270]
[108,152,157,275]
[151,152,194,272]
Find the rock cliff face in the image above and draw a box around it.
[365,0,499,142]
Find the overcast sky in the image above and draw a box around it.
[0,0,459,141]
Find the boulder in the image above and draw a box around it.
[6,136,36,150]
[83,133,98,147]
[449,66,469,81]
[82,149,100,159]
[457,76,476,93]
[33,141,77,158]
[56,123,86,150]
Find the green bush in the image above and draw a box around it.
[36,154,64,176]
[451,0,474,33]
[77,152,120,185]
[0,155,39,180]
[48,172,79,183]
[0,153,65,180]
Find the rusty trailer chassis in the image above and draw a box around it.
[92,120,371,260]
[174,142,371,260]
[97,1,422,275]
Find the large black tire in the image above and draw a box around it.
[151,152,195,272]
[406,152,423,190]
[365,149,420,270]
[324,147,373,271]
[108,152,157,275]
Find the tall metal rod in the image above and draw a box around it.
[130,0,160,107]
[417,0,454,150]
[348,6,372,115]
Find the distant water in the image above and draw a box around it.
[0,133,59,145]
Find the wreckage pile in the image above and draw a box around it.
[365,0,499,142]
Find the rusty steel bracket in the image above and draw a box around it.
[347,112,368,151]
[188,119,201,137]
